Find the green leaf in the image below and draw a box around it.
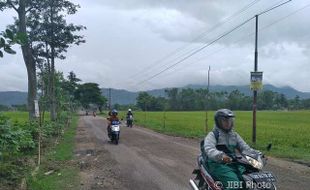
[4,46,16,54]
[0,37,5,47]
[5,29,14,40]
[15,32,27,45]
[0,50,3,58]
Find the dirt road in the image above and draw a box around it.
[74,116,310,190]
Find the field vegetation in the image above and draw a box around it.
[0,111,77,189]
[120,110,310,162]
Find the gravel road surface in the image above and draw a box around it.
[74,116,310,190]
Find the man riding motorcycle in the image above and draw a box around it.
[107,109,120,138]
[126,108,134,127]
[204,109,262,190]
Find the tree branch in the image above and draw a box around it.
[7,0,18,12]
[25,6,34,13]
[25,0,37,13]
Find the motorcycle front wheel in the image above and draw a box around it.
[114,134,119,145]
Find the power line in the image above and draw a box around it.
[168,2,310,74]
[259,2,310,31]
[257,0,291,16]
[134,0,301,87]
[158,1,290,75]
[135,16,255,85]
[129,0,262,79]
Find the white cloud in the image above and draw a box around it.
[1,0,310,93]
[131,8,206,42]
[0,51,27,91]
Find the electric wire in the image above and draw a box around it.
[159,1,310,81]
[134,0,295,87]
[135,16,255,85]
[128,0,262,79]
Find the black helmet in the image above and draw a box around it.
[214,109,235,131]
[111,109,118,116]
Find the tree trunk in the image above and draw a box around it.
[50,3,57,121]
[50,50,56,121]
[18,0,37,120]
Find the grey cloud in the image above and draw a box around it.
[88,0,310,47]
[1,0,310,92]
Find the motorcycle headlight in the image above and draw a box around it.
[245,155,263,169]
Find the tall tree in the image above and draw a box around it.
[0,0,40,119]
[60,71,81,111]
[195,89,208,110]
[258,90,275,110]
[30,0,85,120]
[136,92,153,111]
[63,71,81,98]
[290,95,302,110]
[274,93,288,110]
[3,0,85,120]
[165,88,179,110]
[226,90,244,110]
[179,88,195,110]
[75,83,106,110]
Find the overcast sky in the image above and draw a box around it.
[1,0,310,92]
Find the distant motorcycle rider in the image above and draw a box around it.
[204,109,262,190]
[107,109,120,137]
[126,108,134,127]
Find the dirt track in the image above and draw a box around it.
[74,115,310,190]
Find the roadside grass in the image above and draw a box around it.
[28,115,80,190]
[29,168,79,190]
[131,111,310,162]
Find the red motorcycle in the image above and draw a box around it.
[189,141,277,190]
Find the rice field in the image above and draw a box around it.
[118,110,310,161]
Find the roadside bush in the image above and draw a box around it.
[42,121,58,137]
[0,115,35,159]
[0,161,24,185]
[0,111,74,188]
[58,111,70,125]
[0,114,36,186]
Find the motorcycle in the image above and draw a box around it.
[126,115,133,128]
[189,141,277,190]
[109,120,120,145]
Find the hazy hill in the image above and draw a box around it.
[185,84,310,99]
[0,91,27,106]
[101,88,138,105]
[101,84,310,105]
[1,84,310,106]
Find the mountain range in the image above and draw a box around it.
[0,91,28,106]
[1,84,310,106]
[103,84,310,105]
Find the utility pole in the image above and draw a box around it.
[252,15,258,144]
[108,88,111,110]
[144,101,147,125]
[251,0,291,144]
[163,111,166,129]
[205,66,211,134]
